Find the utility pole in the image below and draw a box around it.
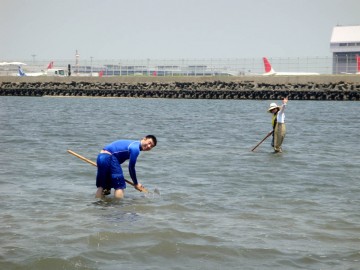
[75,50,80,76]
[90,56,93,76]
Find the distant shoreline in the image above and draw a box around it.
[1,74,360,84]
[1,75,359,100]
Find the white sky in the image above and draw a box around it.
[0,0,359,61]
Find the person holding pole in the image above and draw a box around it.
[268,97,288,153]
[96,135,157,199]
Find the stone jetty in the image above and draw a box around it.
[0,76,359,100]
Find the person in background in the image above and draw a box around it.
[96,135,157,199]
[267,97,288,153]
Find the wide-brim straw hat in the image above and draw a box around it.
[267,102,280,112]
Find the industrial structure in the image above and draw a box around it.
[330,25,360,74]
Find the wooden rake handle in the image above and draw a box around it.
[251,130,274,152]
[67,149,149,193]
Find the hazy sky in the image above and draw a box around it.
[1,0,359,61]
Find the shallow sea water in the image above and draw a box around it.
[0,96,359,270]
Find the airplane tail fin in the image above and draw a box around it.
[263,57,275,75]
[356,55,360,74]
[18,66,26,76]
[47,61,54,69]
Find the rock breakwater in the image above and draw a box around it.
[1,80,359,100]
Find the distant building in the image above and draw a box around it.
[330,25,360,74]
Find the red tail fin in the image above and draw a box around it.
[263,57,272,73]
[47,61,54,69]
[357,55,360,73]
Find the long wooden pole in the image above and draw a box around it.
[67,149,149,193]
[251,130,274,152]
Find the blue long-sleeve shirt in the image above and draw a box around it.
[103,140,141,185]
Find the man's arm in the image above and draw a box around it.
[128,145,140,186]
[279,97,288,113]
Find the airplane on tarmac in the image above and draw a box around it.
[18,66,45,76]
[17,62,52,76]
[17,61,66,77]
[262,57,320,76]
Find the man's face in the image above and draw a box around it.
[141,138,155,151]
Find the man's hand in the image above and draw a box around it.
[135,183,144,191]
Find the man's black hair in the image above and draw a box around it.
[145,135,157,146]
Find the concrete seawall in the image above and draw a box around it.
[1,75,359,100]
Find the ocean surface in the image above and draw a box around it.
[0,96,359,270]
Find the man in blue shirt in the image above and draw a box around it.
[96,135,157,199]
